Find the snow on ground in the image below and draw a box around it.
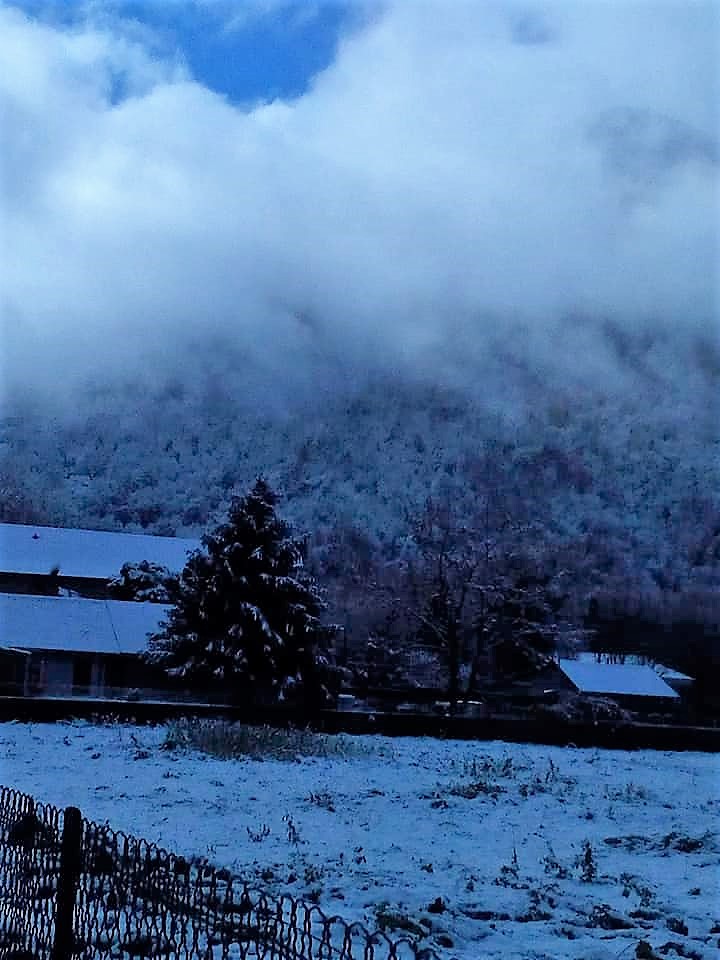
[1,721,718,959]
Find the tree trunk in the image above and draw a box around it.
[447,621,460,715]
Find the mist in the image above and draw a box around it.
[1,0,717,408]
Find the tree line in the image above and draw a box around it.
[132,477,719,717]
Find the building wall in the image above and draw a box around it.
[0,572,61,596]
[608,693,679,714]
[20,651,166,699]
[90,659,106,696]
[43,656,74,696]
[0,572,110,599]
[20,652,104,697]
[0,651,26,695]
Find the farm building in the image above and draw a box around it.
[571,651,693,695]
[0,593,169,698]
[555,656,681,711]
[0,522,198,598]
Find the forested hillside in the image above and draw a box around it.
[2,321,718,651]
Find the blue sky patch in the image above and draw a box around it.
[10,0,363,102]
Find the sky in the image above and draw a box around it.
[1,0,718,401]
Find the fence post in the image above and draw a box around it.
[52,806,82,960]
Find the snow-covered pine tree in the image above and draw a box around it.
[146,478,336,706]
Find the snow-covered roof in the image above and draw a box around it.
[557,658,680,699]
[0,523,199,580]
[573,651,693,682]
[0,593,169,655]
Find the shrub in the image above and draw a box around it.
[161,718,372,761]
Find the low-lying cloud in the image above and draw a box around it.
[1,0,717,403]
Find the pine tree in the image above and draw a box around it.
[146,479,336,706]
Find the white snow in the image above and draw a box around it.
[558,659,680,699]
[0,594,169,655]
[573,652,694,684]
[1,722,718,959]
[0,523,198,580]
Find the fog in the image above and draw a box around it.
[1,0,718,405]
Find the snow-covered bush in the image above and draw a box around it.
[108,561,175,602]
[536,693,631,726]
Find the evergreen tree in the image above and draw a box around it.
[146,479,336,706]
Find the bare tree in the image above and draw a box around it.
[384,490,580,711]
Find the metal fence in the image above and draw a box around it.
[0,786,437,960]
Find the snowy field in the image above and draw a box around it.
[1,721,718,960]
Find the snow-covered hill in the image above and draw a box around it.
[2,329,718,640]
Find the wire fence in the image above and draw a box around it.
[0,785,437,960]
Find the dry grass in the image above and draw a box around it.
[161,718,375,761]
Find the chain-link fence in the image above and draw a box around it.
[0,785,437,960]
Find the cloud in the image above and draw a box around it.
[1,0,717,403]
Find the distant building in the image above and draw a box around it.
[555,656,681,711]
[0,522,199,598]
[0,593,169,698]
[571,652,693,696]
